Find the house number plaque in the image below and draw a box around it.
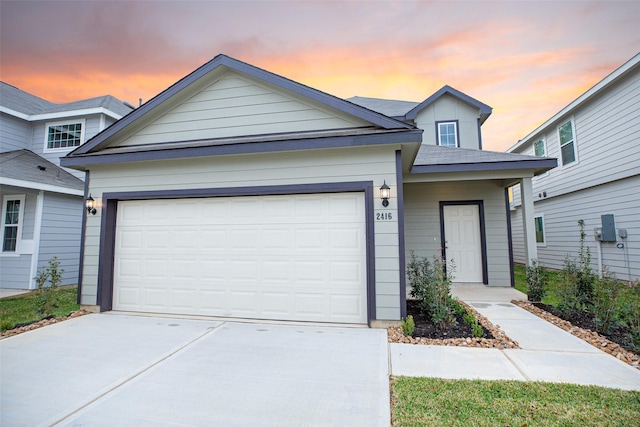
[375,212,393,221]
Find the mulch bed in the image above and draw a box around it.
[513,300,639,370]
[388,299,519,349]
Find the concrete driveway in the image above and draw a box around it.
[1,314,389,426]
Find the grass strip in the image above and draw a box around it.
[391,377,640,427]
[0,287,80,331]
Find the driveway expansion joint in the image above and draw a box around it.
[50,321,225,426]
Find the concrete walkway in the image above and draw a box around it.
[0,288,31,299]
[390,284,640,391]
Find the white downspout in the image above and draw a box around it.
[520,177,538,266]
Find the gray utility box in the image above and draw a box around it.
[601,214,616,242]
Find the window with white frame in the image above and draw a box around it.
[437,121,459,147]
[558,119,576,165]
[2,195,25,252]
[535,215,545,245]
[45,119,85,150]
[534,139,546,157]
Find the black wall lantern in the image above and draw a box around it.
[380,181,390,207]
[86,194,97,215]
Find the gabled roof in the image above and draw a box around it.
[405,85,492,123]
[67,54,416,159]
[0,150,84,195]
[349,85,493,124]
[0,81,133,120]
[508,52,640,153]
[411,144,556,175]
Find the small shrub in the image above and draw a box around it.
[557,220,597,314]
[451,300,465,316]
[526,259,548,302]
[407,252,456,329]
[592,271,624,334]
[619,280,640,350]
[462,309,486,338]
[401,315,415,337]
[34,257,64,317]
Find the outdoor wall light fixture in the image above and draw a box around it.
[380,181,391,207]
[86,194,97,215]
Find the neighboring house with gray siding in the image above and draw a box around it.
[0,82,132,289]
[61,54,554,326]
[508,52,640,282]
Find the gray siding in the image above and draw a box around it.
[29,114,104,179]
[38,193,83,286]
[0,113,32,152]
[81,146,403,319]
[404,180,511,287]
[115,74,371,147]
[0,186,39,289]
[415,94,481,149]
[512,175,640,281]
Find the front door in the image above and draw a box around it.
[443,204,483,283]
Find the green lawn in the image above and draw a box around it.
[392,377,640,426]
[0,287,80,331]
[514,263,562,305]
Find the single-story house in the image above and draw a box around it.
[62,54,555,326]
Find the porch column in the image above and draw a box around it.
[520,177,537,266]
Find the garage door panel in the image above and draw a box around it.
[113,193,367,323]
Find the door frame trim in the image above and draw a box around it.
[439,201,488,284]
[97,181,376,325]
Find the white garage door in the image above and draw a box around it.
[113,193,367,324]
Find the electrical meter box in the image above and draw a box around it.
[601,214,616,242]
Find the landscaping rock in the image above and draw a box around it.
[0,310,90,339]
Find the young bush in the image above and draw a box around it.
[401,315,415,337]
[34,257,64,317]
[407,252,456,329]
[592,272,624,334]
[463,309,486,338]
[557,220,597,314]
[526,259,548,302]
[619,280,640,350]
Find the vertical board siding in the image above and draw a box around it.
[117,74,371,147]
[38,193,83,286]
[0,114,31,152]
[511,175,640,281]
[81,146,403,319]
[404,181,511,287]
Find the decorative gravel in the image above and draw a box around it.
[0,310,90,339]
[513,300,640,370]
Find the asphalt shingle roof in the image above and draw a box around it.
[347,96,419,118]
[0,149,84,191]
[0,82,133,117]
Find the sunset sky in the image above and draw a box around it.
[1,1,638,151]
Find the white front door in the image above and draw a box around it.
[443,205,483,283]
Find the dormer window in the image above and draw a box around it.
[44,119,86,151]
[436,121,459,147]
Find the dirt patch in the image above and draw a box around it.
[513,300,639,370]
[388,300,519,349]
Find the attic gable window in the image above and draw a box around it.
[558,119,577,165]
[45,119,86,151]
[534,139,546,157]
[436,121,459,147]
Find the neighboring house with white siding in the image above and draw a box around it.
[508,52,640,282]
[61,54,554,326]
[0,82,132,289]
